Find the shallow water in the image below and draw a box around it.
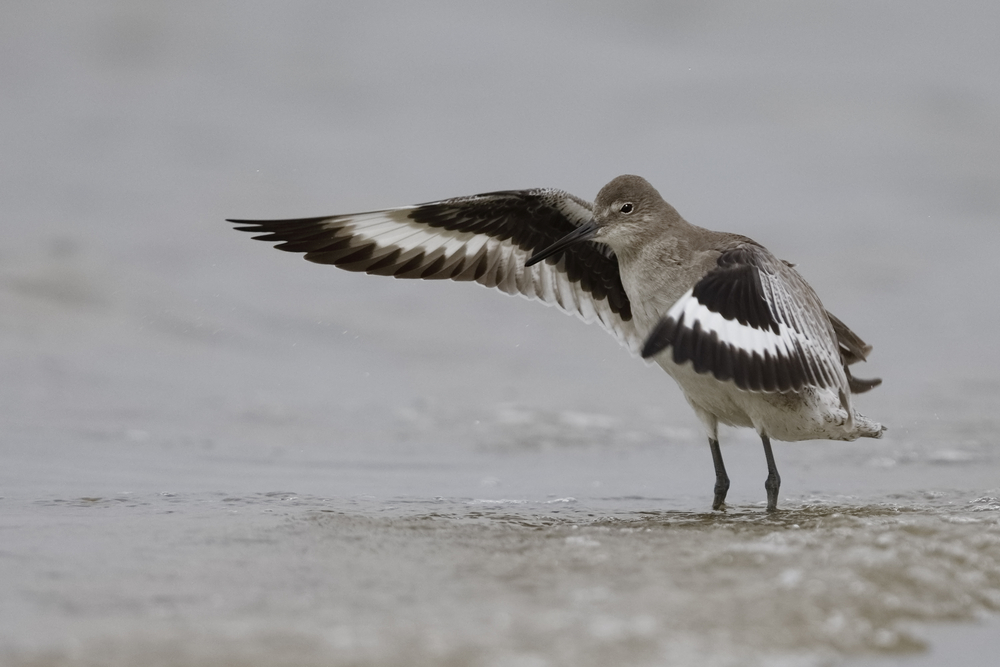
[4,484,1000,666]
[3,1,1000,665]
[4,404,999,666]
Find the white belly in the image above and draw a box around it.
[655,356,878,442]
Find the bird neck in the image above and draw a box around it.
[612,217,706,332]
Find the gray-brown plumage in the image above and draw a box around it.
[230,174,884,511]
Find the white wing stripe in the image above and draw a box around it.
[666,288,826,363]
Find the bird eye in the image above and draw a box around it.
[620,203,634,214]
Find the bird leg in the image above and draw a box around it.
[761,435,781,512]
[709,438,730,510]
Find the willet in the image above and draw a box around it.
[230,174,883,511]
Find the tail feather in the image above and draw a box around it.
[827,311,873,364]
[846,366,882,394]
[852,413,887,439]
[827,310,882,395]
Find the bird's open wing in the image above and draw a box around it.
[229,189,641,352]
[642,244,849,397]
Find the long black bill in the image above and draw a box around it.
[524,220,600,267]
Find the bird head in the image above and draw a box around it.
[525,175,676,266]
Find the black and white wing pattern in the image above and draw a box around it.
[229,189,641,352]
[641,244,849,397]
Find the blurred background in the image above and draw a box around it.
[4,1,998,437]
[2,2,999,666]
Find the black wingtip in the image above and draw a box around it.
[848,374,883,394]
[227,219,261,232]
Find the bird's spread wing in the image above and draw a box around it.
[642,244,849,397]
[229,189,641,352]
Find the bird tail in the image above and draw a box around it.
[846,366,882,394]
[827,311,881,395]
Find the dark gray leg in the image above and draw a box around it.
[709,437,730,511]
[761,435,781,512]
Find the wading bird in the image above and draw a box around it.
[230,175,883,511]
